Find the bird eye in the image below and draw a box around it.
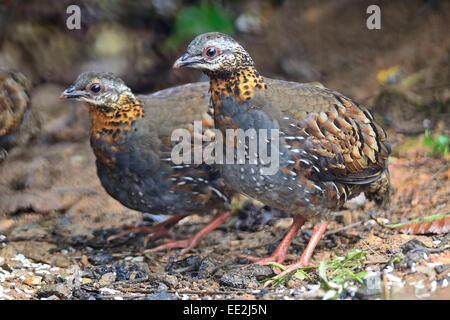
[89,83,102,93]
[204,46,218,58]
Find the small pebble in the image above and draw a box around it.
[99,287,120,295]
[89,253,113,265]
[385,274,403,283]
[35,269,51,275]
[430,281,437,292]
[131,256,144,262]
[82,278,93,284]
[24,275,42,286]
[41,295,59,300]
[38,283,72,299]
[99,272,116,285]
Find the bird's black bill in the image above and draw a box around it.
[173,53,203,68]
[59,86,88,99]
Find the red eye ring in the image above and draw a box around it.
[204,46,218,58]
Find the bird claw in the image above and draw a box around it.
[146,210,232,254]
[270,260,311,281]
[143,229,175,247]
[237,254,282,268]
[106,225,174,243]
[146,238,195,254]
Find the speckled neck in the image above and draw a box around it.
[85,93,144,143]
[207,55,266,107]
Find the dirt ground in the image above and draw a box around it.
[0,0,449,300]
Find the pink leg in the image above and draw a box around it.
[238,215,306,264]
[273,221,329,279]
[148,210,233,254]
[107,215,186,243]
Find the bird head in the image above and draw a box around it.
[173,32,254,75]
[60,71,133,109]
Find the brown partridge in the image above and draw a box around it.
[174,33,391,278]
[0,70,40,162]
[60,72,235,253]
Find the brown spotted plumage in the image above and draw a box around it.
[61,72,235,253]
[175,32,391,277]
[0,70,40,162]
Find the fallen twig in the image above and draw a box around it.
[373,212,450,235]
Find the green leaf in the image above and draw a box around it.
[294,270,306,280]
[294,268,312,281]
[165,1,235,50]
[318,259,330,288]
[424,129,433,147]
[423,130,449,156]
[267,262,285,271]
[354,271,367,284]
[435,134,449,155]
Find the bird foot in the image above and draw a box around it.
[238,215,307,267]
[275,259,312,279]
[147,237,198,255]
[107,215,185,243]
[262,259,312,288]
[265,222,329,284]
[146,210,233,254]
[107,225,175,243]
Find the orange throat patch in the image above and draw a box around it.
[209,66,267,107]
[85,93,144,144]
[208,65,266,136]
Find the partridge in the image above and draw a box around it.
[60,72,235,253]
[174,33,391,278]
[0,70,40,162]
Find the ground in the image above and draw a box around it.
[0,0,449,300]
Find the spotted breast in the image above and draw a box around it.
[61,72,235,253]
[174,32,391,276]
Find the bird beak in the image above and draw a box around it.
[59,86,87,99]
[173,53,203,69]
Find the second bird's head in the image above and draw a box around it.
[173,32,254,74]
[60,72,134,109]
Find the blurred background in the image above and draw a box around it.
[0,0,449,300]
[1,0,449,134]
